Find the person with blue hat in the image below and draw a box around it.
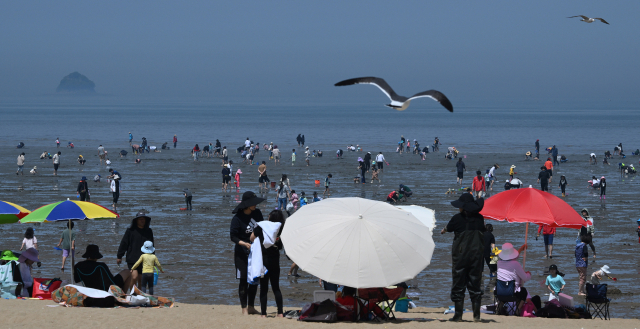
[77,176,89,201]
[130,241,164,295]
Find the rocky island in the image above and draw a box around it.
[56,72,96,94]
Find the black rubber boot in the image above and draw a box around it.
[472,300,481,322]
[449,301,464,322]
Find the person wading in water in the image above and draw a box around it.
[441,193,486,322]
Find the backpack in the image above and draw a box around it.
[299,299,339,322]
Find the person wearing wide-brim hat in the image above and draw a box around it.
[117,211,154,289]
[16,248,39,297]
[440,193,486,322]
[230,191,265,315]
[496,242,532,309]
[75,244,132,292]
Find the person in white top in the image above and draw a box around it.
[20,227,38,251]
[52,151,61,176]
[375,152,385,171]
[488,164,499,191]
[244,138,251,149]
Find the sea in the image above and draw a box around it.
[1,96,638,154]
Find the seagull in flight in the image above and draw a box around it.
[568,15,609,25]
[334,77,453,112]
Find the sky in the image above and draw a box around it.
[1,1,639,101]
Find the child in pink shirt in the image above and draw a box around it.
[235,169,242,189]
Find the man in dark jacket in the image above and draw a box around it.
[537,166,551,191]
[552,145,559,166]
[117,212,154,288]
[535,139,540,157]
[441,194,486,322]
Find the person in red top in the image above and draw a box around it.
[173,134,178,148]
[537,224,556,259]
[544,158,553,182]
[471,170,486,199]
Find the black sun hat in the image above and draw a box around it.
[451,193,484,212]
[233,191,266,213]
[82,244,103,259]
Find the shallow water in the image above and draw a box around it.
[0,97,639,318]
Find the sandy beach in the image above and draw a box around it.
[1,142,639,319]
[3,299,639,328]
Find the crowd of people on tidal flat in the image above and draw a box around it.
[5,134,636,320]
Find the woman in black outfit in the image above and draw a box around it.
[251,210,285,317]
[117,212,154,289]
[230,191,265,315]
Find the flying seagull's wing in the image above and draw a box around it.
[334,77,399,101]
[567,15,589,19]
[407,90,454,112]
[595,18,609,24]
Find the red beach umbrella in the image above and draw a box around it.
[480,186,589,268]
[481,187,589,229]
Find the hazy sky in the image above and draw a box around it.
[2,1,639,101]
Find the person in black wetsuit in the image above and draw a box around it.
[537,166,550,191]
[250,209,285,317]
[440,193,485,322]
[363,152,372,172]
[230,191,265,315]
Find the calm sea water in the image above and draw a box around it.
[1,96,638,154]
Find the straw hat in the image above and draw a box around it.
[498,243,519,260]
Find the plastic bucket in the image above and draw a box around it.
[395,297,410,313]
[270,182,276,188]
[153,267,159,286]
[314,180,320,185]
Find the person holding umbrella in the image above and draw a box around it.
[440,193,486,322]
[117,212,154,289]
[230,191,265,315]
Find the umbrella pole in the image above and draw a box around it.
[522,222,529,270]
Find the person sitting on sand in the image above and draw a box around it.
[590,265,612,285]
[77,155,86,165]
[75,244,133,292]
[30,166,37,175]
[17,248,39,297]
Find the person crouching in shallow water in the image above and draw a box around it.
[441,193,485,322]
[230,191,265,315]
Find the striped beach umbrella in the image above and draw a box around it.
[20,199,118,223]
[0,201,31,224]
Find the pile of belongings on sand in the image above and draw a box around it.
[52,284,174,308]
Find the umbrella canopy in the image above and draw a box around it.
[0,201,31,224]
[281,197,435,288]
[396,205,437,233]
[480,187,587,229]
[20,200,118,223]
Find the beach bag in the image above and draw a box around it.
[299,299,338,322]
[153,267,159,286]
[33,278,62,300]
[286,202,294,212]
[521,301,536,317]
[0,261,22,299]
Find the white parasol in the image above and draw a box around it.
[281,197,435,288]
[396,205,437,233]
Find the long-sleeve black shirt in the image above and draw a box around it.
[77,181,88,194]
[230,209,263,256]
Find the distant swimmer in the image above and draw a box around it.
[567,15,609,25]
[334,77,453,112]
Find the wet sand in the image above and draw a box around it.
[1,143,639,318]
[2,299,639,328]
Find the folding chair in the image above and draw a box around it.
[493,280,521,316]
[357,287,404,321]
[586,283,610,320]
